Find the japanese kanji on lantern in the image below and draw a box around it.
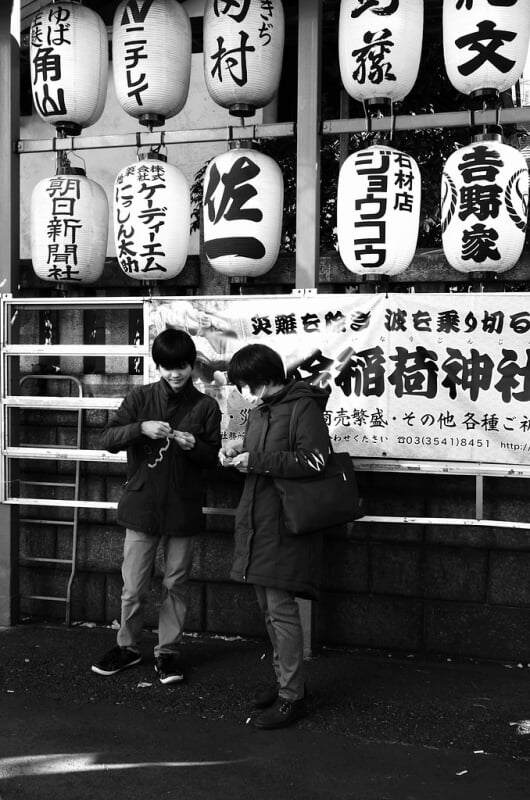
[441,135,529,274]
[30,1,108,136]
[338,0,423,109]
[443,0,530,102]
[202,143,283,277]
[337,145,421,277]
[114,151,190,281]
[112,0,192,128]
[203,0,285,118]
[31,163,109,284]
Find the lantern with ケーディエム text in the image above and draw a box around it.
[337,145,421,277]
[443,0,530,105]
[202,143,283,277]
[31,163,109,284]
[203,0,285,118]
[114,152,190,281]
[30,1,108,136]
[112,0,192,129]
[441,135,529,275]
[338,0,423,112]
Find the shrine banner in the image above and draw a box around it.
[149,293,530,466]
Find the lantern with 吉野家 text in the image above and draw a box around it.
[202,144,283,277]
[338,0,423,111]
[337,144,421,277]
[114,152,190,281]
[443,0,530,104]
[112,0,192,128]
[203,0,285,118]
[31,165,109,284]
[441,135,529,274]
[30,1,108,136]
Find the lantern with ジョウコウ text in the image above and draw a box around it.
[443,0,530,103]
[441,136,529,274]
[114,152,190,282]
[202,144,283,277]
[112,0,192,128]
[338,0,423,110]
[337,145,421,277]
[31,165,109,285]
[203,0,285,118]
[30,1,108,136]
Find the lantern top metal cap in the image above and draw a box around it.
[138,150,168,163]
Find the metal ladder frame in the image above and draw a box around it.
[18,374,83,626]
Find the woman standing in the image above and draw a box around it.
[220,344,331,729]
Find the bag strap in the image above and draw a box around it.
[288,397,334,454]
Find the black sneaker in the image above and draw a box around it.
[252,697,307,730]
[155,654,185,685]
[252,682,279,709]
[91,646,142,676]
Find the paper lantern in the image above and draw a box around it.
[203,0,285,117]
[114,152,190,281]
[337,144,421,276]
[31,166,108,284]
[441,136,528,274]
[443,0,530,100]
[338,0,423,108]
[113,0,192,128]
[30,2,108,136]
[202,144,283,277]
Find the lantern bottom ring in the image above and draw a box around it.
[229,103,256,118]
[139,113,165,129]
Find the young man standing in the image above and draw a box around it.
[91,328,221,684]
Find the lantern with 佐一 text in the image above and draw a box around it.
[443,0,530,103]
[441,136,528,275]
[30,1,108,136]
[114,152,190,282]
[338,0,423,110]
[202,144,283,277]
[203,0,285,118]
[31,165,109,285]
[112,0,192,128]
[337,145,421,277]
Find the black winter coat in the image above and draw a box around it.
[102,378,221,537]
[231,380,331,600]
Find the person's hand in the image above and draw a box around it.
[218,446,242,467]
[172,430,196,451]
[141,420,173,440]
[231,452,250,473]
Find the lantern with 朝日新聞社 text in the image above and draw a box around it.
[202,143,283,277]
[337,144,421,277]
[441,135,529,274]
[112,0,192,128]
[31,164,109,284]
[114,152,190,281]
[30,1,108,136]
[338,0,424,111]
[443,0,530,104]
[203,0,285,118]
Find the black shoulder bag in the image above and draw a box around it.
[273,401,363,534]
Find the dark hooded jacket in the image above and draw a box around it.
[102,378,221,537]
[231,380,331,600]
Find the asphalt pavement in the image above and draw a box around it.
[0,622,529,799]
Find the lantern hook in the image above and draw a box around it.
[388,102,396,142]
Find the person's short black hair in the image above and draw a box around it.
[152,328,196,369]
[227,344,286,392]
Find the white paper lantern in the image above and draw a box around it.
[114,153,190,281]
[338,0,423,108]
[30,2,108,136]
[441,136,528,274]
[337,144,421,277]
[203,0,285,117]
[443,0,530,99]
[202,144,283,277]
[31,167,108,284]
[113,0,192,128]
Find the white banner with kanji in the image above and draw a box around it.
[149,293,530,466]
